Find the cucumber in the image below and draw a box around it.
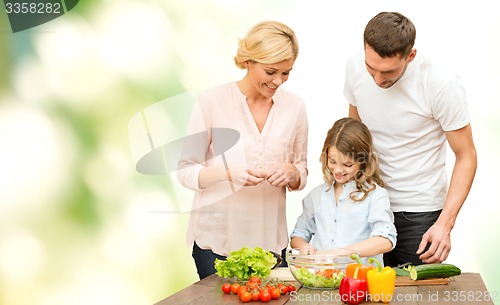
[409,263,461,280]
[393,267,411,277]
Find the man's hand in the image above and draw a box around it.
[416,222,452,263]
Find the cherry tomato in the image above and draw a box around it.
[251,291,260,302]
[221,283,231,294]
[237,285,248,297]
[230,283,241,295]
[270,287,280,300]
[287,284,296,292]
[265,284,275,293]
[247,281,259,291]
[323,269,334,279]
[278,283,288,294]
[239,291,252,303]
[248,276,261,285]
[247,279,260,290]
[259,290,271,303]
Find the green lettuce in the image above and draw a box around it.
[293,267,345,288]
[214,247,277,280]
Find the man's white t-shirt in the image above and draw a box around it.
[344,53,470,212]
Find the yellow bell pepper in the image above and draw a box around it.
[366,257,396,303]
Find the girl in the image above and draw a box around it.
[290,118,395,262]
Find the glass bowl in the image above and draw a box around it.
[287,248,358,289]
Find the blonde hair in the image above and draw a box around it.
[320,118,384,202]
[234,21,299,69]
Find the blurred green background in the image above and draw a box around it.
[0,1,498,304]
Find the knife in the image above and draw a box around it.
[394,262,412,269]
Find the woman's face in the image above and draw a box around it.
[327,146,361,185]
[245,58,294,98]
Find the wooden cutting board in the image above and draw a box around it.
[396,276,449,286]
[268,267,296,282]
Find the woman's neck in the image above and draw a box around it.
[237,78,272,105]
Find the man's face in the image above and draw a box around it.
[364,45,416,89]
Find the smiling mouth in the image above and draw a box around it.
[265,83,277,90]
[334,173,345,180]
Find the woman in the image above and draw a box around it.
[177,21,308,279]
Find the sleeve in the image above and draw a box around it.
[367,187,397,249]
[176,93,212,191]
[343,56,357,106]
[288,98,308,192]
[432,75,470,132]
[290,191,316,242]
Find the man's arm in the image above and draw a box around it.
[417,123,477,263]
[349,104,361,121]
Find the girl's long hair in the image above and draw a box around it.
[320,117,384,202]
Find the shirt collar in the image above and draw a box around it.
[328,180,357,190]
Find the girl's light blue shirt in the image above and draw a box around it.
[290,180,397,263]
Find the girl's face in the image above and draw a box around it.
[245,58,294,98]
[327,146,361,185]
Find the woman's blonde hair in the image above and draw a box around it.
[234,21,299,69]
[320,118,384,202]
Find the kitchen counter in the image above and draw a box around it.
[155,273,496,305]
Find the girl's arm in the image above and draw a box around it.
[318,236,392,257]
[290,237,317,254]
[350,186,396,257]
[319,187,396,257]
[290,190,317,253]
[337,236,393,257]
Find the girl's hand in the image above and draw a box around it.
[299,244,317,255]
[317,248,357,256]
[265,163,299,187]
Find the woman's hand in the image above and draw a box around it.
[199,166,265,189]
[265,163,299,188]
[229,168,266,186]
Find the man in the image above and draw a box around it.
[344,12,477,266]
